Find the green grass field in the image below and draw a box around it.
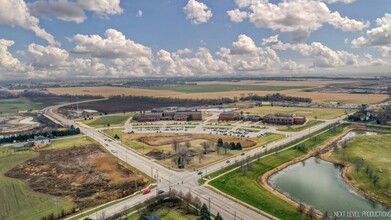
[0,98,41,113]
[276,120,323,132]
[209,124,348,220]
[0,153,74,220]
[42,136,95,150]
[331,134,391,206]
[146,84,308,93]
[242,106,349,120]
[82,113,134,128]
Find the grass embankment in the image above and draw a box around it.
[277,120,322,132]
[241,106,349,120]
[82,112,134,128]
[41,136,95,150]
[145,84,308,93]
[209,124,349,220]
[0,153,74,220]
[329,134,391,207]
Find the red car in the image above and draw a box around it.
[143,188,151,195]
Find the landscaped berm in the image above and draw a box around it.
[4,144,148,218]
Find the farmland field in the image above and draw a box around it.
[47,86,388,104]
[0,153,74,220]
[81,112,134,128]
[242,106,349,120]
[145,84,309,93]
[0,98,41,113]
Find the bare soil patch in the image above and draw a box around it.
[5,144,147,209]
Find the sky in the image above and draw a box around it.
[0,0,390,80]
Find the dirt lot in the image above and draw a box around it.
[133,133,256,148]
[5,144,147,209]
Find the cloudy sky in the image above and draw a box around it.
[0,0,390,80]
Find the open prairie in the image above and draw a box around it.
[48,85,387,104]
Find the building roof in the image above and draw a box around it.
[175,111,201,115]
[145,112,163,116]
[83,109,98,113]
[220,111,239,115]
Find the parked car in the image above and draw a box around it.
[157,190,165,195]
[143,188,151,195]
[197,171,203,175]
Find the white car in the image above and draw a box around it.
[111,149,117,153]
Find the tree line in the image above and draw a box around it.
[239,93,312,103]
[0,127,80,144]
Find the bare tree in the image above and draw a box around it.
[198,152,204,163]
[223,142,230,154]
[201,141,210,154]
[193,196,202,214]
[215,143,220,156]
[172,139,180,153]
[97,211,106,220]
[185,192,193,213]
[185,141,191,150]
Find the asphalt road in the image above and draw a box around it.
[44,102,343,220]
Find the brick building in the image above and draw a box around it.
[263,114,306,125]
[218,112,240,121]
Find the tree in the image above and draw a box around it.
[229,142,236,150]
[217,138,223,148]
[222,142,229,154]
[185,141,191,150]
[215,143,220,156]
[185,192,193,213]
[236,142,242,150]
[200,203,211,220]
[201,141,210,154]
[172,139,179,153]
[215,212,223,220]
[114,134,120,139]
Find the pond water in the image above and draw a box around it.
[269,131,391,219]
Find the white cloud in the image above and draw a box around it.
[77,0,123,16]
[0,39,23,71]
[263,35,359,67]
[183,0,212,25]
[28,0,86,23]
[352,14,391,56]
[320,0,355,4]
[72,29,152,59]
[27,43,69,68]
[136,10,143,17]
[230,0,369,41]
[227,9,247,23]
[28,0,123,23]
[0,0,58,45]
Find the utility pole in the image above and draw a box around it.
[234,211,236,220]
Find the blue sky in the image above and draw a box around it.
[0,0,390,79]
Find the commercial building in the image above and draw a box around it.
[218,112,240,121]
[133,107,202,122]
[263,113,306,125]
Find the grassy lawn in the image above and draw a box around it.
[146,84,308,93]
[250,133,285,148]
[81,112,134,128]
[41,136,96,150]
[209,124,348,220]
[0,153,75,220]
[241,106,349,120]
[276,120,323,132]
[331,134,391,206]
